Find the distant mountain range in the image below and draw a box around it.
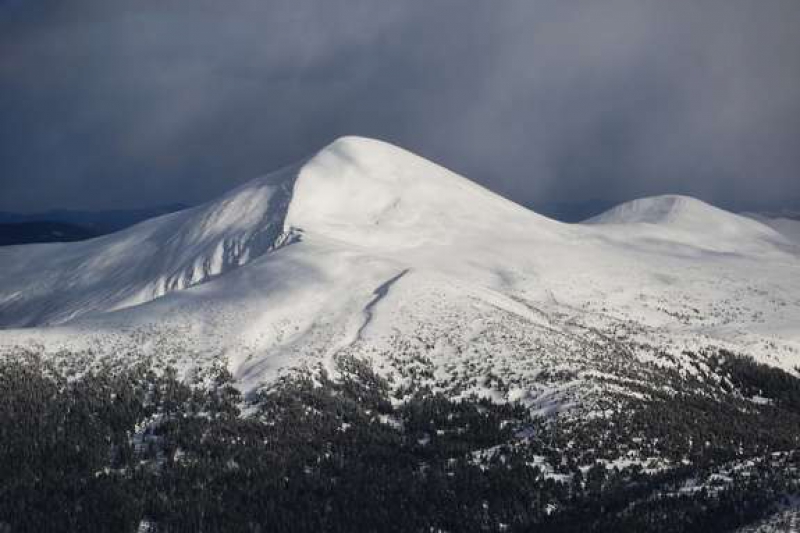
[0,204,188,246]
[0,221,101,246]
[0,204,189,231]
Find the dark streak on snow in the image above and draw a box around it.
[356,268,411,341]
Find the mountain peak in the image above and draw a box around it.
[0,137,550,326]
[584,194,786,251]
[284,136,547,248]
[585,195,716,225]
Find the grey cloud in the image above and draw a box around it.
[0,0,798,218]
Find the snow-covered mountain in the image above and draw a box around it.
[0,136,798,401]
[585,194,790,251]
[3,136,800,531]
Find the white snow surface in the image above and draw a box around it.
[1,136,798,391]
[743,212,800,246]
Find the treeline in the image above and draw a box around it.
[0,351,797,532]
[710,350,800,412]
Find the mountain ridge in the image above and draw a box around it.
[0,135,562,327]
[0,136,797,393]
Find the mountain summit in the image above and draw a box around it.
[285,136,555,249]
[586,194,784,246]
[0,136,558,327]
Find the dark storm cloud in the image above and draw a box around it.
[1,0,799,217]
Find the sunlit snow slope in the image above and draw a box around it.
[0,136,798,395]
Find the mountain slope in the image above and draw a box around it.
[0,164,297,327]
[744,212,800,245]
[0,136,798,392]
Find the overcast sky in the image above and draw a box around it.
[1,0,799,218]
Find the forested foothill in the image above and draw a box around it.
[0,349,798,532]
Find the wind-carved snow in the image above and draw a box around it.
[0,135,798,404]
[0,166,301,326]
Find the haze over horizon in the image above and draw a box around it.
[1,0,799,219]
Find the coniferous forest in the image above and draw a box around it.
[0,350,799,532]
